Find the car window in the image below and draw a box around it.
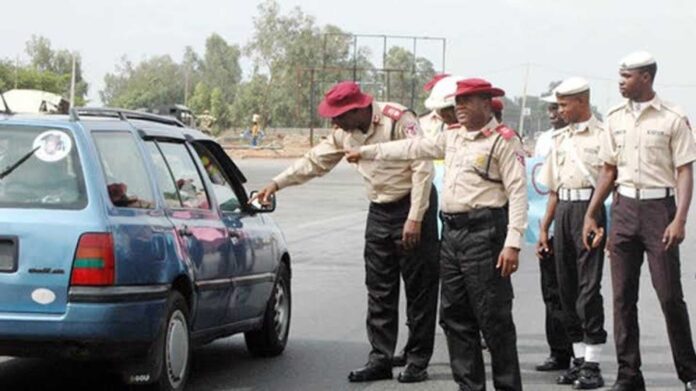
[92,132,154,209]
[156,142,210,210]
[192,143,241,213]
[0,125,87,209]
[144,141,182,209]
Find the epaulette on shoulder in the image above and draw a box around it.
[495,124,519,141]
[660,100,687,118]
[382,104,404,121]
[606,102,627,116]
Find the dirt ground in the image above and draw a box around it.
[218,131,318,159]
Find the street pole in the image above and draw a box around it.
[69,53,77,108]
[517,63,530,137]
[14,55,19,89]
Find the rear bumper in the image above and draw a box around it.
[0,285,169,359]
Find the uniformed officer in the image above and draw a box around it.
[348,78,527,391]
[253,81,439,384]
[537,77,607,389]
[533,91,573,373]
[583,51,696,391]
[492,98,504,123]
[419,73,452,139]
[393,74,462,368]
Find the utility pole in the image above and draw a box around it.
[69,53,77,108]
[14,55,19,89]
[517,63,530,137]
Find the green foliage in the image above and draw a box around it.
[101,55,186,109]
[0,35,88,105]
[209,87,227,133]
[188,82,211,114]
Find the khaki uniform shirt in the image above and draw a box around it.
[538,116,604,191]
[419,110,445,139]
[273,101,434,222]
[360,118,528,249]
[599,95,696,188]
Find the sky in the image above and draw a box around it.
[3,0,696,118]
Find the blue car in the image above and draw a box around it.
[0,108,292,390]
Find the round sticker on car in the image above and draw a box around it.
[32,130,72,162]
[31,288,56,305]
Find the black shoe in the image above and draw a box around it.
[557,358,584,385]
[536,355,571,371]
[611,378,645,391]
[392,352,407,367]
[686,380,696,391]
[347,364,392,382]
[573,362,604,389]
[397,364,428,383]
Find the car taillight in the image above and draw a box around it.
[70,233,115,286]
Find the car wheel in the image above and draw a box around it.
[244,263,291,357]
[153,292,191,391]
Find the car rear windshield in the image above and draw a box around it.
[0,125,87,209]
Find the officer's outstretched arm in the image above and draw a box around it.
[358,132,446,161]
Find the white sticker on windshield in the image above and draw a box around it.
[32,130,72,162]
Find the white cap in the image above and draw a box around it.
[620,51,656,70]
[555,77,590,96]
[424,75,463,110]
[541,92,557,104]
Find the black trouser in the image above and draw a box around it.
[364,187,439,368]
[553,200,607,346]
[439,207,522,391]
[538,236,572,359]
[610,194,696,384]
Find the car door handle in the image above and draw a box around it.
[228,229,242,244]
[178,225,193,237]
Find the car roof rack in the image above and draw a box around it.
[70,107,185,127]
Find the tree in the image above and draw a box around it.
[209,87,227,133]
[0,35,89,105]
[383,46,435,114]
[243,0,376,127]
[187,82,211,114]
[202,34,242,103]
[101,55,186,109]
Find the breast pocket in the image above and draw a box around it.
[645,135,669,164]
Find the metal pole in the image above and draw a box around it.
[309,69,315,147]
[69,53,76,108]
[441,39,447,73]
[14,55,19,89]
[518,63,530,137]
[410,38,417,109]
[352,35,358,81]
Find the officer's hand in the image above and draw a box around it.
[496,247,519,277]
[662,219,686,250]
[344,149,361,164]
[582,215,603,250]
[250,182,278,206]
[402,219,422,251]
[536,230,552,260]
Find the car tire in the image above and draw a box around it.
[152,291,191,391]
[244,263,291,357]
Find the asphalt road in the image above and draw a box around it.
[1,158,695,391]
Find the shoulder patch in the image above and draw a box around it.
[495,125,519,141]
[382,105,404,121]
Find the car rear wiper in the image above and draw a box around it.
[0,146,40,180]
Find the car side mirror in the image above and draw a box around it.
[248,190,276,213]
